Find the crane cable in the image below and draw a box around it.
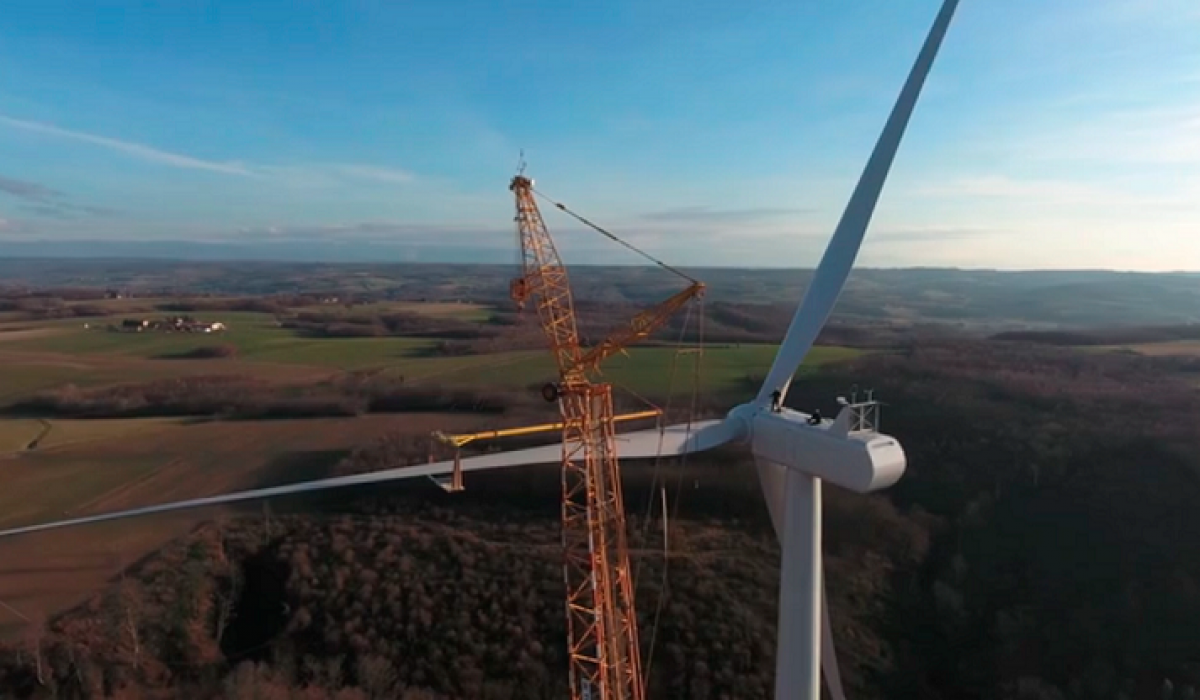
[625,302,692,576]
[530,187,700,285]
[631,300,696,553]
[640,296,706,683]
[634,301,691,681]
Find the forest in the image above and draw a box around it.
[1,329,1198,699]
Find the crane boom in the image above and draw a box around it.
[577,281,705,373]
[510,175,585,385]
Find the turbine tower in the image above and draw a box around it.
[0,1,960,696]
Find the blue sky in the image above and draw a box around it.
[0,0,1197,270]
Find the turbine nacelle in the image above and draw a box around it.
[725,401,906,494]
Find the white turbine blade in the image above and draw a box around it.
[757,0,961,405]
[613,417,740,457]
[0,418,736,539]
[822,580,847,700]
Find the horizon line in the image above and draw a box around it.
[0,255,1196,276]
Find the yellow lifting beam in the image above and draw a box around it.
[433,409,662,449]
[427,409,662,493]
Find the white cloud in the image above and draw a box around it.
[0,114,420,189]
[1024,105,1200,166]
[0,113,253,176]
[332,164,415,185]
[910,175,1196,210]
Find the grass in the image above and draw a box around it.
[1,302,863,386]
[349,300,494,322]
[0,415,473,531]
[0,419,45,452]
[407,344,863,397]
[32,418,184,451]
[0,312,441,370]
[0,412,486,638]
[1124,341,1200,357]
[1088,341,1200,358]
[4,312,282,355]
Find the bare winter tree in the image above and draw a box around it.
[118,577,143,672]
[215,566,243,644]
[210,515,243,644]
[24,609,46,687]
[356,655,399,700]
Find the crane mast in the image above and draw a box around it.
[500,173,703,700]
[510,173,643,700]
[429,172,701,699]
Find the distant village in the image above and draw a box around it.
[105,315,228,334]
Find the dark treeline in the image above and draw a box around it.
[2,337,1199,698]
[0,286,117,302]
[4,374,556,422]
[4,263,1200,327]
[426,301,923,357]
[279,310,496,341]
[991,323,1200,346]
[0,298,115,320]
[0,288,344,322]
[157,344,240,360]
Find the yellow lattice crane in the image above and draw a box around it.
[432,170,704,700]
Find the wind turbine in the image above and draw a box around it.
[0,1,959,697]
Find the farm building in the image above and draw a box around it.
[121,319,151,331]
[114,317,227,333]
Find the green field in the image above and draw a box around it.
[2,312,438,370]
[0,310,864,397]
[405,343,862,396]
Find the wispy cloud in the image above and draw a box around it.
[1024,105,1200,166]
[0,217,34,235]
[0,172,123,220]
[234,220,488,242]
[332,164,415,185]
[911,175,1197,210]
[0,174,63,201]
[258,163,419,189]
[0,114,253,176]
[2,114,423,192]
[639,205,811,224]
[874,226,997,244]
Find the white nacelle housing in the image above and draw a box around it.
[746,406,906,493]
